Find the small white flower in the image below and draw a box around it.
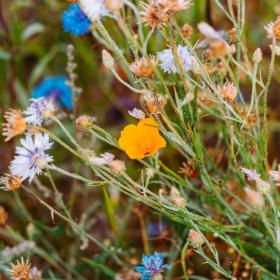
[10,133,53,182]
[157,45,194,74]
[80,0,110,21]
[90,152,115,165]
[241,167,260,181]
[24,98,55,126]
[128,108,145,120]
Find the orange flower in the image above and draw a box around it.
[118,118,166,160]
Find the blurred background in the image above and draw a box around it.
[0,0,280,279]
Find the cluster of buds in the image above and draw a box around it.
[143,94,167,114]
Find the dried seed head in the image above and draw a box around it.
[9,258,31,280]
[160,0,192,13]
[130,57,158,78]
[188,229,204,248]
[104,0,123,12]
[143,94,167,114]
[244,187,264,209]
[102,50,115,70]
[0,174,22,191]
[217,83,238,102]
[265,17,280,39]
[179,162,198,178]
[227,28,238,43]
[108,160,126,174]
[75,115,94,131]
[181,23,193,38]
[209,40,228,58]
[2,109,26,142]
[141,0,170,28]
[0,206,8,226]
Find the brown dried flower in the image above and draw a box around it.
[130,57,158,78]
[0,206,8,226]
[143,94,167,114]
[0,174,22,191]
[9,258,31,280]
[2,109,26,142]
[217,83,238,102]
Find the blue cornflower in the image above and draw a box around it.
[62,3,91,36]
[32,76,73,110]
[135,252,172,280]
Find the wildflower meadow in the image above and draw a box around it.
[1,0,280,279]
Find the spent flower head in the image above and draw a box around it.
[2,109,26,142]
[135,252,172,280]
[0,174,22,192]
[8,258,31,280]
[10,133,53,183]
[130,57,158,78]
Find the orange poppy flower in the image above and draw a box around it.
[118,118,166,160]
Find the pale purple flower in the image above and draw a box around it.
[157,45,194,74]
[10,133,53,182]
[24,98,55,126]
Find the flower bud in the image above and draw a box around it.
[244,187,264,209]
[109,160,126,174]
[102,50,115,70]
[253,48,262,64]
[188,229,204,248]
[75,115,94,131]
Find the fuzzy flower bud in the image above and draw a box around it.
[244,187,264,209]
[102,50,115,70]
[188,229,204,248]
[75,115,94,131]
[108,160,126,174]
[253,48,263,64]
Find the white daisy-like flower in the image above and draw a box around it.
[24,98,55,126]
[157,45,194,74]
[90,152,115,165]
[241,167,260,181]
[79,0,110,21]
[128,108,145,120]
[10,133,53,182]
